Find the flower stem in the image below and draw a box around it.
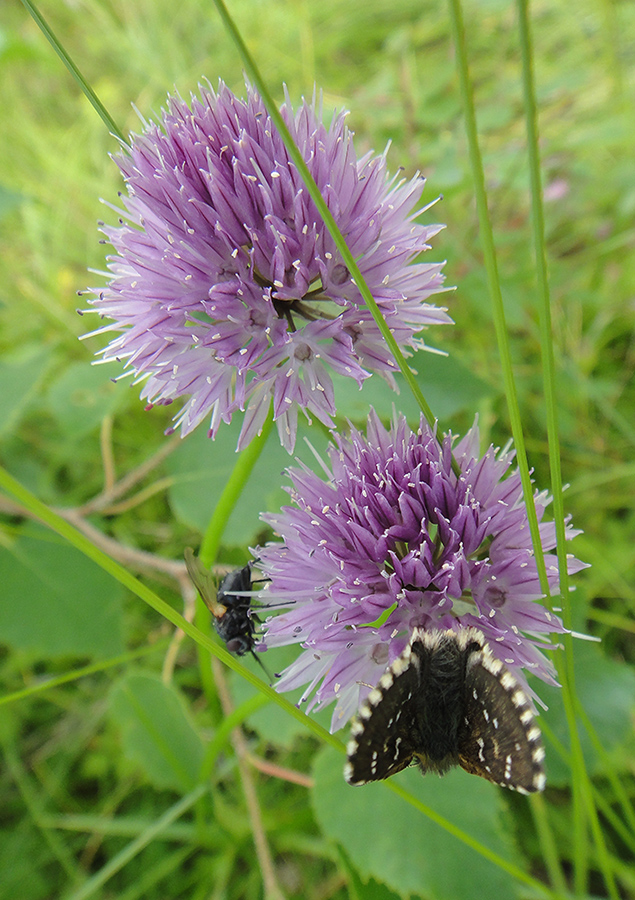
[194,410,274,704]
[199,410,274,568]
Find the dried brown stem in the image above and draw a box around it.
[212,656,287,900]
[244,753,314,789]
[77,432,183,516]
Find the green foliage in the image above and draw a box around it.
[312,747,520,899]
[1,0,634,898]
[540,640,635,785]
[109,672,205,791]
[0,529,125,657]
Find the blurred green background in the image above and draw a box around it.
[1,1,634,898]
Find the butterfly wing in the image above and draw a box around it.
[458,648,546,793]
[345,645,426,784]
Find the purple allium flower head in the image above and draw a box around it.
[85,81,451,451]
[255,411,585,732]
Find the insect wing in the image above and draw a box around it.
[458,650,546,793]
[345,648,423,784]
[184,548,226,618]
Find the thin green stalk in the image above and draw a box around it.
[200,411,274,566]
[446,0,548,592]
[199,693,271,783]
[515,0,570,614]
[210,0,441,436]
[576,697,635,835]
[541,717,635,864]
[63,785,207,900]
[583,784,620,900]
[592,789,635,862]
[0,639,169,707]
[40,814,198,843]
[530,793,568,897]
[19,0,126,143]
[450,0,596,886]
[516,2,615,895]
[194,411,274,721]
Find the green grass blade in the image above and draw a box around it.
[0,639,169,707]
[62,785,207,900]
[19,0,126,143]
[516,2,619,896]
[211,0,441,431]
[446,0,548,588]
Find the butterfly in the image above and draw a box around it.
[345,627,545,794]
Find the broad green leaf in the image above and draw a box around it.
[338,845,403,900]
[539,640,635,785]
[0,346,52,439]
[0,531,124,658]
[45,360,127,437]
[312,746,520,900]
[332,348,494,425]
[167,417,329,547]
[109,672,205,792]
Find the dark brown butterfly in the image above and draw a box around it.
[345,627,545,794]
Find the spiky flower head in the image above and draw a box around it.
[255,411,585,732]
[85,81,450,451]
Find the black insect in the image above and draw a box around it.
[345,627,545,794]
[184,549,259,657]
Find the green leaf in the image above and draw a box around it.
[0,530,124,658]
[109,672,205,792]
[228,644,334,747]
[45,360,127,437]
[0,346,52,439]
[539,639,635,785]
[332,348,494,425]
[167,417,329,547]
[312,746,520,900]
[337,845,403,900]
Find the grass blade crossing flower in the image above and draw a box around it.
[256,411,585,731]
[85,82,450,451]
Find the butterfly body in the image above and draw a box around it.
[345,627,546,794]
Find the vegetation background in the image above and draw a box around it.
[0,0,634,898]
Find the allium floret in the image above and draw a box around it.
[85,81,450,451]
[255,411,585,732]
